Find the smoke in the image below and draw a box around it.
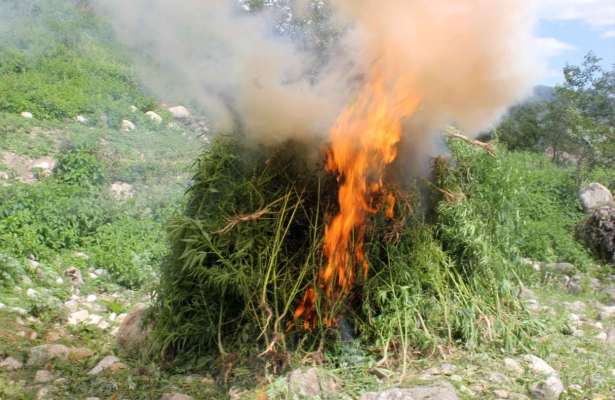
[95,0,544,145]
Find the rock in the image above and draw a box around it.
[28,344,70,366]
[530,375,564,400]
[503,358,524,376]
[598,305,615,320]
[543,262,575,276]
[160,393,193,400]
[68,309,90,325]
[76,115,88,124]
[21,111,33,119]
[606,328,615,344]
[64,267,83,287]
[168,105,191,119]
[522,355,556,376]
[27,288,38,298]
[579,183,613,212]
[578,205,615,265]
[519,287,536,301]
[110,181,135,201]
[117,304,151,354]
[88,355,121,375]
[0,356,23,370]
[34,370,54,383]
[488,372,509,384]
[129,105,138,113]
[68,347,94,361]
[145,111,162,124]
[36,386,50,400]
[595,331,608,341]
[361,382,459,400]
[494,389,510,399]
[121,119,136,132]
[288,367,337,397]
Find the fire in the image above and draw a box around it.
[295,60,420,328]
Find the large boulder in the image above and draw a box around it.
[578,205,615,265]
[168,106,191,120]
[116,304,151,355]
[579,183,613,212]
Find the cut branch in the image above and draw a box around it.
[446,127,496,157]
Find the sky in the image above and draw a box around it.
[537,0,615,86]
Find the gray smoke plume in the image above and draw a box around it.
[95,0,545,144]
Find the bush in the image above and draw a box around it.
[55,146,105,186]
[87,217,167,288]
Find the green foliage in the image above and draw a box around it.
[0,0,155,123]
[442,140,593,267]
[497,52,614,180]
[0,254,26,287]
[87,217,166,288]
[55,146,105,186]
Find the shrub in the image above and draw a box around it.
[87,217,167,288]
[55,146,105,186]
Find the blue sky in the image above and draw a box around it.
[537,0,615,86]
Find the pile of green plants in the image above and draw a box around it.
[151,134,602,376]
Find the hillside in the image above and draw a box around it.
[1,2,615,400]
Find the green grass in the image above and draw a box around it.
[0,0,157,124]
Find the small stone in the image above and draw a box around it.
[450,375,463,382]
[440,363,456,375]
[88,355,121,375]
[145,111,162,124]
[595,331,608,341]
[26,288,38,298]
[0,356,23,370]
[494,389,510,399]
[36,387,50,400]
[64,267,83,287]
[86,294,97,302]
[68,309,90,325]
[76,115,88,124]
[94,269,105,276]
[110,181,135,201]
[129,105,138,113]
[121,120,136,132]
[34,370,54,383]
[160,393,193,400]
[519,287,536,300]
[598,305,615,320]
[68,347,94,361]
[522,355,557,376]
[530,375,564,400]
[168,105,191,119]
[28,345,70,366]
[488,372,509,384]
[55,277,63,285]
[21,111,33,119]
[568,384,582,391]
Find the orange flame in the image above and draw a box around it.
[295,60,420,329]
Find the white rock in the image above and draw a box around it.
[530,375,564,400]
[88,314,103,326]
[361,382,459,400]
[27,288,38,298]
[598,305,615,320]
[98,320,110,330]
[522,355,557,376]
[579,183,613,211]
[76,115,88,124]
[68,309,90,325]
[34,370,54,383]
[86,294,97,303]
[145,111,162,124]
[88,355,120,375]
[21,111,33,119]
[168,105,191,119]
[36,387,50,400]
[55,277,63,285]
[121,120,136,132]
[503,358,524,376]
[0,356,23,370]
[28,344,70,366]
[110,181,135,201]
[595,331,608,341]
[129,105,138,113]
[94,269,105,276]
[109,313,117,322]
[160,393,193,400]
